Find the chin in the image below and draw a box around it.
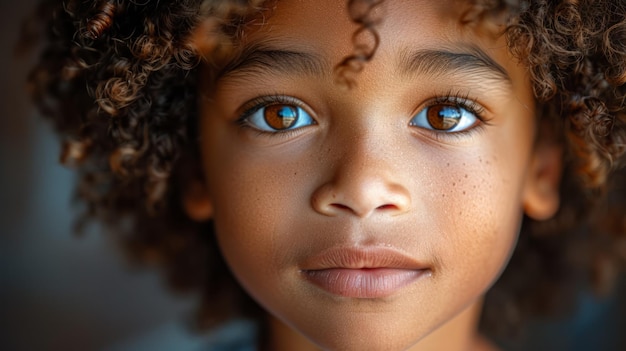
[284,311,432,351]
[309,333,421,351]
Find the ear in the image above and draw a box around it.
[522,140,563,221]
[183,179,213,222]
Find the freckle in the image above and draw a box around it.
[464,174,468,178]
[447,162,450,167]
[452,182,456,186]
[463,191,466,195]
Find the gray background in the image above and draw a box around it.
[0,1,198,350]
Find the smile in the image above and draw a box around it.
[300,247,430,299]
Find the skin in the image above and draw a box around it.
[189,0,561,350]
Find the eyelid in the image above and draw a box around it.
[238,95,304,120]
[426,94,486,120]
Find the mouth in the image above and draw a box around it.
[300,246,430,299]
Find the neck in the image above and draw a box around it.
[263,299,498,351]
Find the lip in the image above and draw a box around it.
[300,246,430,298]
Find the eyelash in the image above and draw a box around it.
[428,92,486,120]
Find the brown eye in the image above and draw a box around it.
[244,99,315,132]
[427,105,461,131]
[265,104,298,130]
[410,101,479,133]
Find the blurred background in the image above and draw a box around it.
[1,1,203,350]
[0,1,624,351]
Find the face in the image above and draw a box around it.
[195,0,558,350]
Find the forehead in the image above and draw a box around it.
[234,0,520,82]
[218,0,528,101]
[245,0,504,50]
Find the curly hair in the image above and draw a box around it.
[25,0,626,337]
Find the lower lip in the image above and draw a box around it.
[303,268,426,298]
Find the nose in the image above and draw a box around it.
[310,132,411,218]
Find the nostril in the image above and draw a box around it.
[331,203,352,211]
[329,203,399,216]
[376,204,398,211]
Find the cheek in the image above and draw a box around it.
[203,143,311,298]
[427,148,528,295]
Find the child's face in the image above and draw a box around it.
[194,0,558,349]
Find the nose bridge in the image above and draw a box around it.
[338,122,395,180]
[311,117,411,218]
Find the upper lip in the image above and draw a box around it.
[300,246,428,271]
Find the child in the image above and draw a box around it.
[26,0,626,350]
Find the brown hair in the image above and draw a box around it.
[25,0,626,336]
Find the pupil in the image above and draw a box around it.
[427,105,461,130]
[265,105,298,130]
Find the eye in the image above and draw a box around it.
[245,103,316,132]
[409,104,479,132]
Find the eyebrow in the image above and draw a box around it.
[397,46,511,85]
[219,43,329,79]
[219,43,511,86]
